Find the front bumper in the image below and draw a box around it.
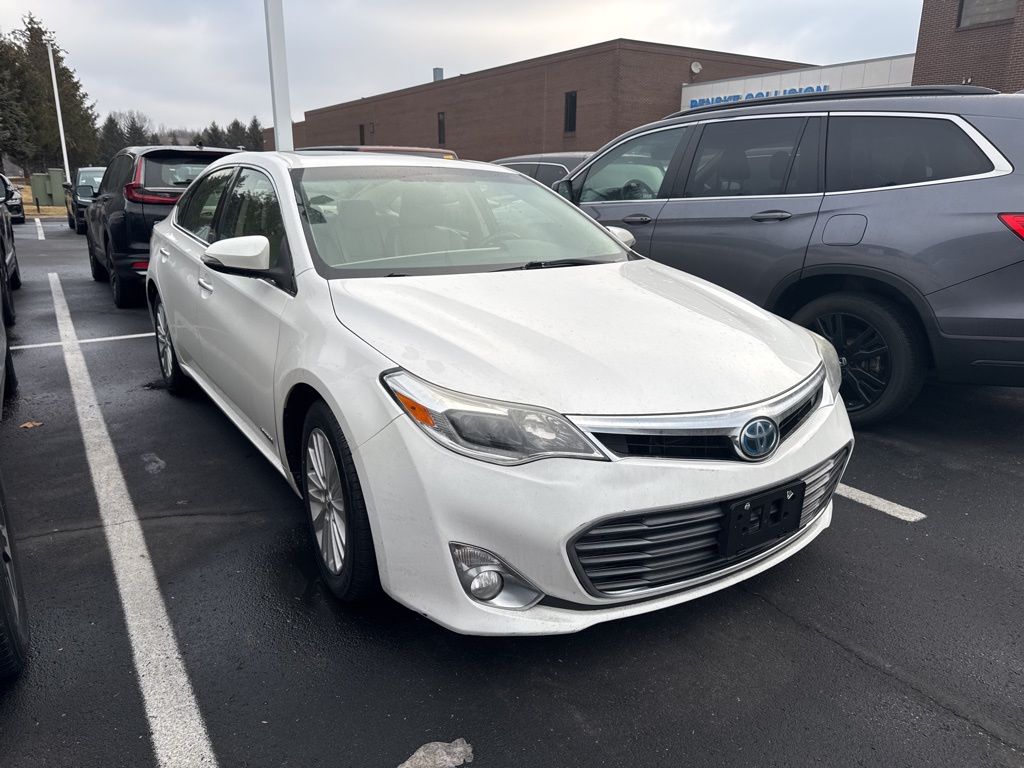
[355,391,853,635]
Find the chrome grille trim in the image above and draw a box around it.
[569,445,851,599]
[571,365,827,462]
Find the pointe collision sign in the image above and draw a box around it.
[680,54,915,112]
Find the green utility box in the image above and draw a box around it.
[28,168,67,206]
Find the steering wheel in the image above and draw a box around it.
[621,179,656,200]
[480,232,522,248]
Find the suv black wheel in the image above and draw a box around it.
[152,295,190,394]
[301,400,380,602]
[9,251,20,290]
[67,211,75,230]
[0,476,30,680]
[107,241,137,308]
[793,292,927,427]
[87,233,108,282]
[4,345,17,401]
[75,218,86,235]
[1,260,15,327]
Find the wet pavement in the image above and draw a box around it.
[0,220,1021,767]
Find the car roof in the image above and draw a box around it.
[209,150,517,175]
[297,145,458,159]
[494,152,592,164]
[120,145,241,156]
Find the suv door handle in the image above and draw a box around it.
[198,277,214,293]
[621,214,653,225]
[751,210,792,222]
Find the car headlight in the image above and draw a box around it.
[811,332,842,397]
[382,370,606,465]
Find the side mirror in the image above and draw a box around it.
[202,235,271,275]
[553,179,573,201]
[63,181,72,189]
[606,226,637,249]
[76,185,95,199]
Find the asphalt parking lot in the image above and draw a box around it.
[0,220,1021,768]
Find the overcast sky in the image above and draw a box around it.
[0,0,924,131]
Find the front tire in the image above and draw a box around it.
[301,401,380,601]
[4,345,17,401]
[75,218,86,235]
[152,296,190,395]
[0,476,30,680]
[1,260,15,327]
[792,292,927,427]
[67,212,75,230]
[9,251,20,290]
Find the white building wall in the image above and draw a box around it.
[680,54,916,111]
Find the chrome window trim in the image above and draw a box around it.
[822,111,1013,196]
[665,192,823,203]
[569,365,826,438]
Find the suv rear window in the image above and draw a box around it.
[143,154,220,190]
[825,116,994,193]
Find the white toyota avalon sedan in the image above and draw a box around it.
[147,150,853,635]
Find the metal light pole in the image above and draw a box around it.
[46,42,71,180]
[263,0,293,151]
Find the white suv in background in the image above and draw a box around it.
[146,150,853,635]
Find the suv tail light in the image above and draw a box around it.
[998,213,1024,241]
[123,159,180,205]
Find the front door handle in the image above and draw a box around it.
[198,277,214,293]
[621,214,653,225]
[751,210,792,222]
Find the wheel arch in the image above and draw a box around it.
[768,265,940,369]
[281,381,325,488]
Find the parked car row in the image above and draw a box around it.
[1,176,24,225]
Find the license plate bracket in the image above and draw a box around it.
[723,481,806,557]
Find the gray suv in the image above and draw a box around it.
[556,85,1024,426]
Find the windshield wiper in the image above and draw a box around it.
[493,258,608,272]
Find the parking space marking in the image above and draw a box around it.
[12,331,155,351]
[837,483,927,522]
[34,217,44,240]
[48,273,218,768]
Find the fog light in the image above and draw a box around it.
[449,542,543,610]
[469,570,503,600]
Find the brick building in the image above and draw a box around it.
[913,0,1024,91]
[265,39,806,160]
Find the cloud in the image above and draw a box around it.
[0,0,923,129]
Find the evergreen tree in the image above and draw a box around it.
[168,131,180,146]
[245,116,264,151]
[224,118,246,149]
[96,113,126,164]
[190,133,203,146]
[121,110,151,145]
[0,39,34,170]
[148,132,161,145]
[202,121,225,147]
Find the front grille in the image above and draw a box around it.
[571,446,850,597]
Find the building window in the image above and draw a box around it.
[358,124,365,145]
[437,112,446,146]
[564,91,577,134]
[959,0,1015,27]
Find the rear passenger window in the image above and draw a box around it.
[176,168,235,242]
[579,127,688,202]
[684,117,810,198]
[825,116,994,193]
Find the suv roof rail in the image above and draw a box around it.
[666,85,1000,119]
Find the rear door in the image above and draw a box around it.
[648,116,824,306]
[157,167,236,368]
[89,153,133,250]
[572,126,694,256]
[193,167,292,443]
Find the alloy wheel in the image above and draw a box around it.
[306,428,346,575]
[155,303,174,379]
[813,312,891,412]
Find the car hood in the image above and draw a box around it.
[329,259,821,415]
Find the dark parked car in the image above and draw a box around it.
[556,85,1024,425]
[1,176,24,224]
[64,166,106,234]
[493,151,591,186]
[0,272,26,680]
[85,145,237,307]
[0,176,21,326]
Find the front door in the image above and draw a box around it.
[193,167,291,445]
[574,125,694,256]
[649,116,824,306]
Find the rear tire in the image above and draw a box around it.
[67,212,75,230]
[792,292,927,427]
[4,345,17,401]
[1,260,15,327]
[301,401,380,602]
[152,295,190,395]
[9,252,20,290]
[108,240,138,308]
[75,218,86,235]
[88,236,108,282]
[0,475,30,680]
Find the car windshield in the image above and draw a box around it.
[293,165,628,277]
[144,155,218,189]
[77,168,105,189]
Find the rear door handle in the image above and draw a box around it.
[198,277,214,293]
[158,247,170,261]
[751,210,792,222]
[621,214,653,225]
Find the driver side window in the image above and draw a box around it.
[578,127,688,203]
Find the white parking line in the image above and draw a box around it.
[48,274,218,768]
[12,331,155,351]
[836,483,927,522]
[34,217,44,240]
